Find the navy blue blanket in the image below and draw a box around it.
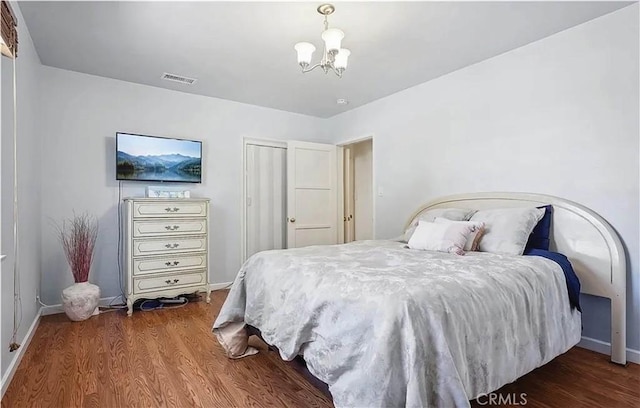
[524,248,581,312]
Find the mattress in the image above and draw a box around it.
[213,240,581,407]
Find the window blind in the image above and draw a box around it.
[1,0,17,58]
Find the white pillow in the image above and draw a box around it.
[469,207,546,256]
[434,217,486,251]
[407,220,475,255]
[404,208,476,242]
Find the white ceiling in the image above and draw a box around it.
[20,1,631,118]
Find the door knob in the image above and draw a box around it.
[289,218,296,223]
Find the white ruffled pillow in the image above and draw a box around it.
[404,208,476,242]
[434,217,486,251]
[407,220,475,255]
[469,207,545,256]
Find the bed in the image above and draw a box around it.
[213,192,626,407]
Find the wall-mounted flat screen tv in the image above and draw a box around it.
[116,132,202,183]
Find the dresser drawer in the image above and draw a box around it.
[133,253,207,276]
[133,271,207,294]
[133,236,207,256]
[133,219,207,237]
[133,201,208,218]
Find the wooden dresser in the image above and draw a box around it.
[123,198,210,315]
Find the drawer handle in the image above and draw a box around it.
[164,225,180,231]
[173,279,180,284]
[164,279,180,285]
[164,261,180,267]
[164,207,181,212]
[164,243,180,249]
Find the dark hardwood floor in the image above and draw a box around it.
[2,290,638,407]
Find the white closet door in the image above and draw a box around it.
[286,141,338,248]
[246,144,286,258]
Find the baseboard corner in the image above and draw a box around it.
[210,282,232,291]
[578,336,640,365]
[1,307,42,398]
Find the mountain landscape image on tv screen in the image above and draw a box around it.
[117,133,202,183]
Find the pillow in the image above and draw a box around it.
[434,217,486,251]
[403,208,476,242]
[525,205,553,251]
[469,207,545,256]
[407,220,475,255]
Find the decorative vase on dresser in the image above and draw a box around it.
[123,197,211,316]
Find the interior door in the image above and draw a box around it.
[286,141,338,248]
[343,147,355,243]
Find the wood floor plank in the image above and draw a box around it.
[2,290,638,408]
[167,314,241,407]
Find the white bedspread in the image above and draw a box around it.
[213,240,581,407]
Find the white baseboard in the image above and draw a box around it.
[210,282,232,291]
[578,336,640,364]
[40,295,124,316]
[1,307,42,398]
[41,287,233,315]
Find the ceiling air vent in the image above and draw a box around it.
[161,72,197,85]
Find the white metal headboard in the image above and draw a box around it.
[406,192,627,365]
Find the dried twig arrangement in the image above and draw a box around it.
[58,213,98,283]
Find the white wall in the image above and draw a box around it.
[38,66,329,304]
[328,5,640,351]
[1,1,42,382]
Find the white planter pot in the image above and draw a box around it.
[62,282,100,321]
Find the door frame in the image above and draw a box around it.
[336,135,376,240]
[240,138,287,263]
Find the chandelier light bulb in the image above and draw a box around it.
[321,28,344,54]
[294,42,316,66]
[334,48,351,70]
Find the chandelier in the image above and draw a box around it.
[294,4,351,78]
